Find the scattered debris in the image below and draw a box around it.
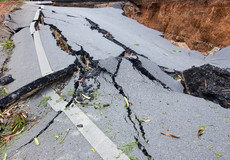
[0,74,14,85]
[197,126,206,137]
[81,94,90,100]
[0,109,28,145]
[77,79,86,82]
[60,128,70,144]
[2,153,7,160]
[28,120,40,131]
[0,64,78,110]
[140,119,151,123]
[160,132,180,139]
[54,135,60,140]
[34,137,40,146]
[77,124,83,128]
[215,152,222,157]
[124,97,129,108]
[182,64,230,108]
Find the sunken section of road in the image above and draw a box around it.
[1,3,230,160]
[183,64,230,108]
[29,5,230,159]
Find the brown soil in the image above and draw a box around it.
[0,1,21,38]
[124,0,230,54]
[0,1,20,23]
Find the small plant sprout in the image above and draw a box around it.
[1,39,15,55]
[38,96,52,108]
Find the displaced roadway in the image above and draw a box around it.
[1,2,230,160]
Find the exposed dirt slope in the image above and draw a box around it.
[0,1,20,23]
[123,0,230,54]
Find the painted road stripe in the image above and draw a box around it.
[33,31,53,75]
[32,8,129,160]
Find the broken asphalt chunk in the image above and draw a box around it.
[0,74,14,85]
[182,64,230,108]
[0,64,78,110]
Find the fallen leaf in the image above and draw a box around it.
[204,80,207,88]
[197,126,206,137]
[221,115,229,118]
[82,94,90,100]
[163,53,169,56]
[143,119,151,122]
[124,97,129,108]
[28,120,40,131]
[160,132,180,139]
[216,89,230,93]
[4,88,9,94]
[54,135,60,140]
[60,128,70,144]
[215,153,222,157]
[34,137,40,146]
[104,32,109,37]
[2,153,7,160]
[77,79,86,82]
[92,148,96,153]
[74,98,81,103]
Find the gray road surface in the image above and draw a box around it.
[1,2,230,160]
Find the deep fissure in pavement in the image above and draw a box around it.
[128,58,171,90]
[43,14,154,158]
[100,58,153,159]
[17,111,62,150]
[85,17,148,59]
[134,136,152,160]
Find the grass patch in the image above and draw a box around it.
[1,39,15,55]
[0,88,8,97]
[118,141,137,155]
[37,96,52,108]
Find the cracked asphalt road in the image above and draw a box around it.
[1,2,230,160]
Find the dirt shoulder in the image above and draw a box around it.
[0,1,21,23]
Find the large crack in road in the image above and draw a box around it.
[39,11,155,159]
[2,5,230,160]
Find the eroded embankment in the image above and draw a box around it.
[123,0,230,54]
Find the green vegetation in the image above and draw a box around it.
[92,90,101,99]
[118,141,137,155]
[215,152,222,157]
[129,156,139,160]
[1,39,15,55]
[56,94,67,103]
[37,96,52,108]
[0,88,8,96]
[68,88,75,96]
[0,111,28,153]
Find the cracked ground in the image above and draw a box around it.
[1,2,230,160]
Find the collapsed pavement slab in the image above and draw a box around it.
[182,64,230,108]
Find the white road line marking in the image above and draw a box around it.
[32,8,129,160]
[33,31,53,75]
[30,22,36,35]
